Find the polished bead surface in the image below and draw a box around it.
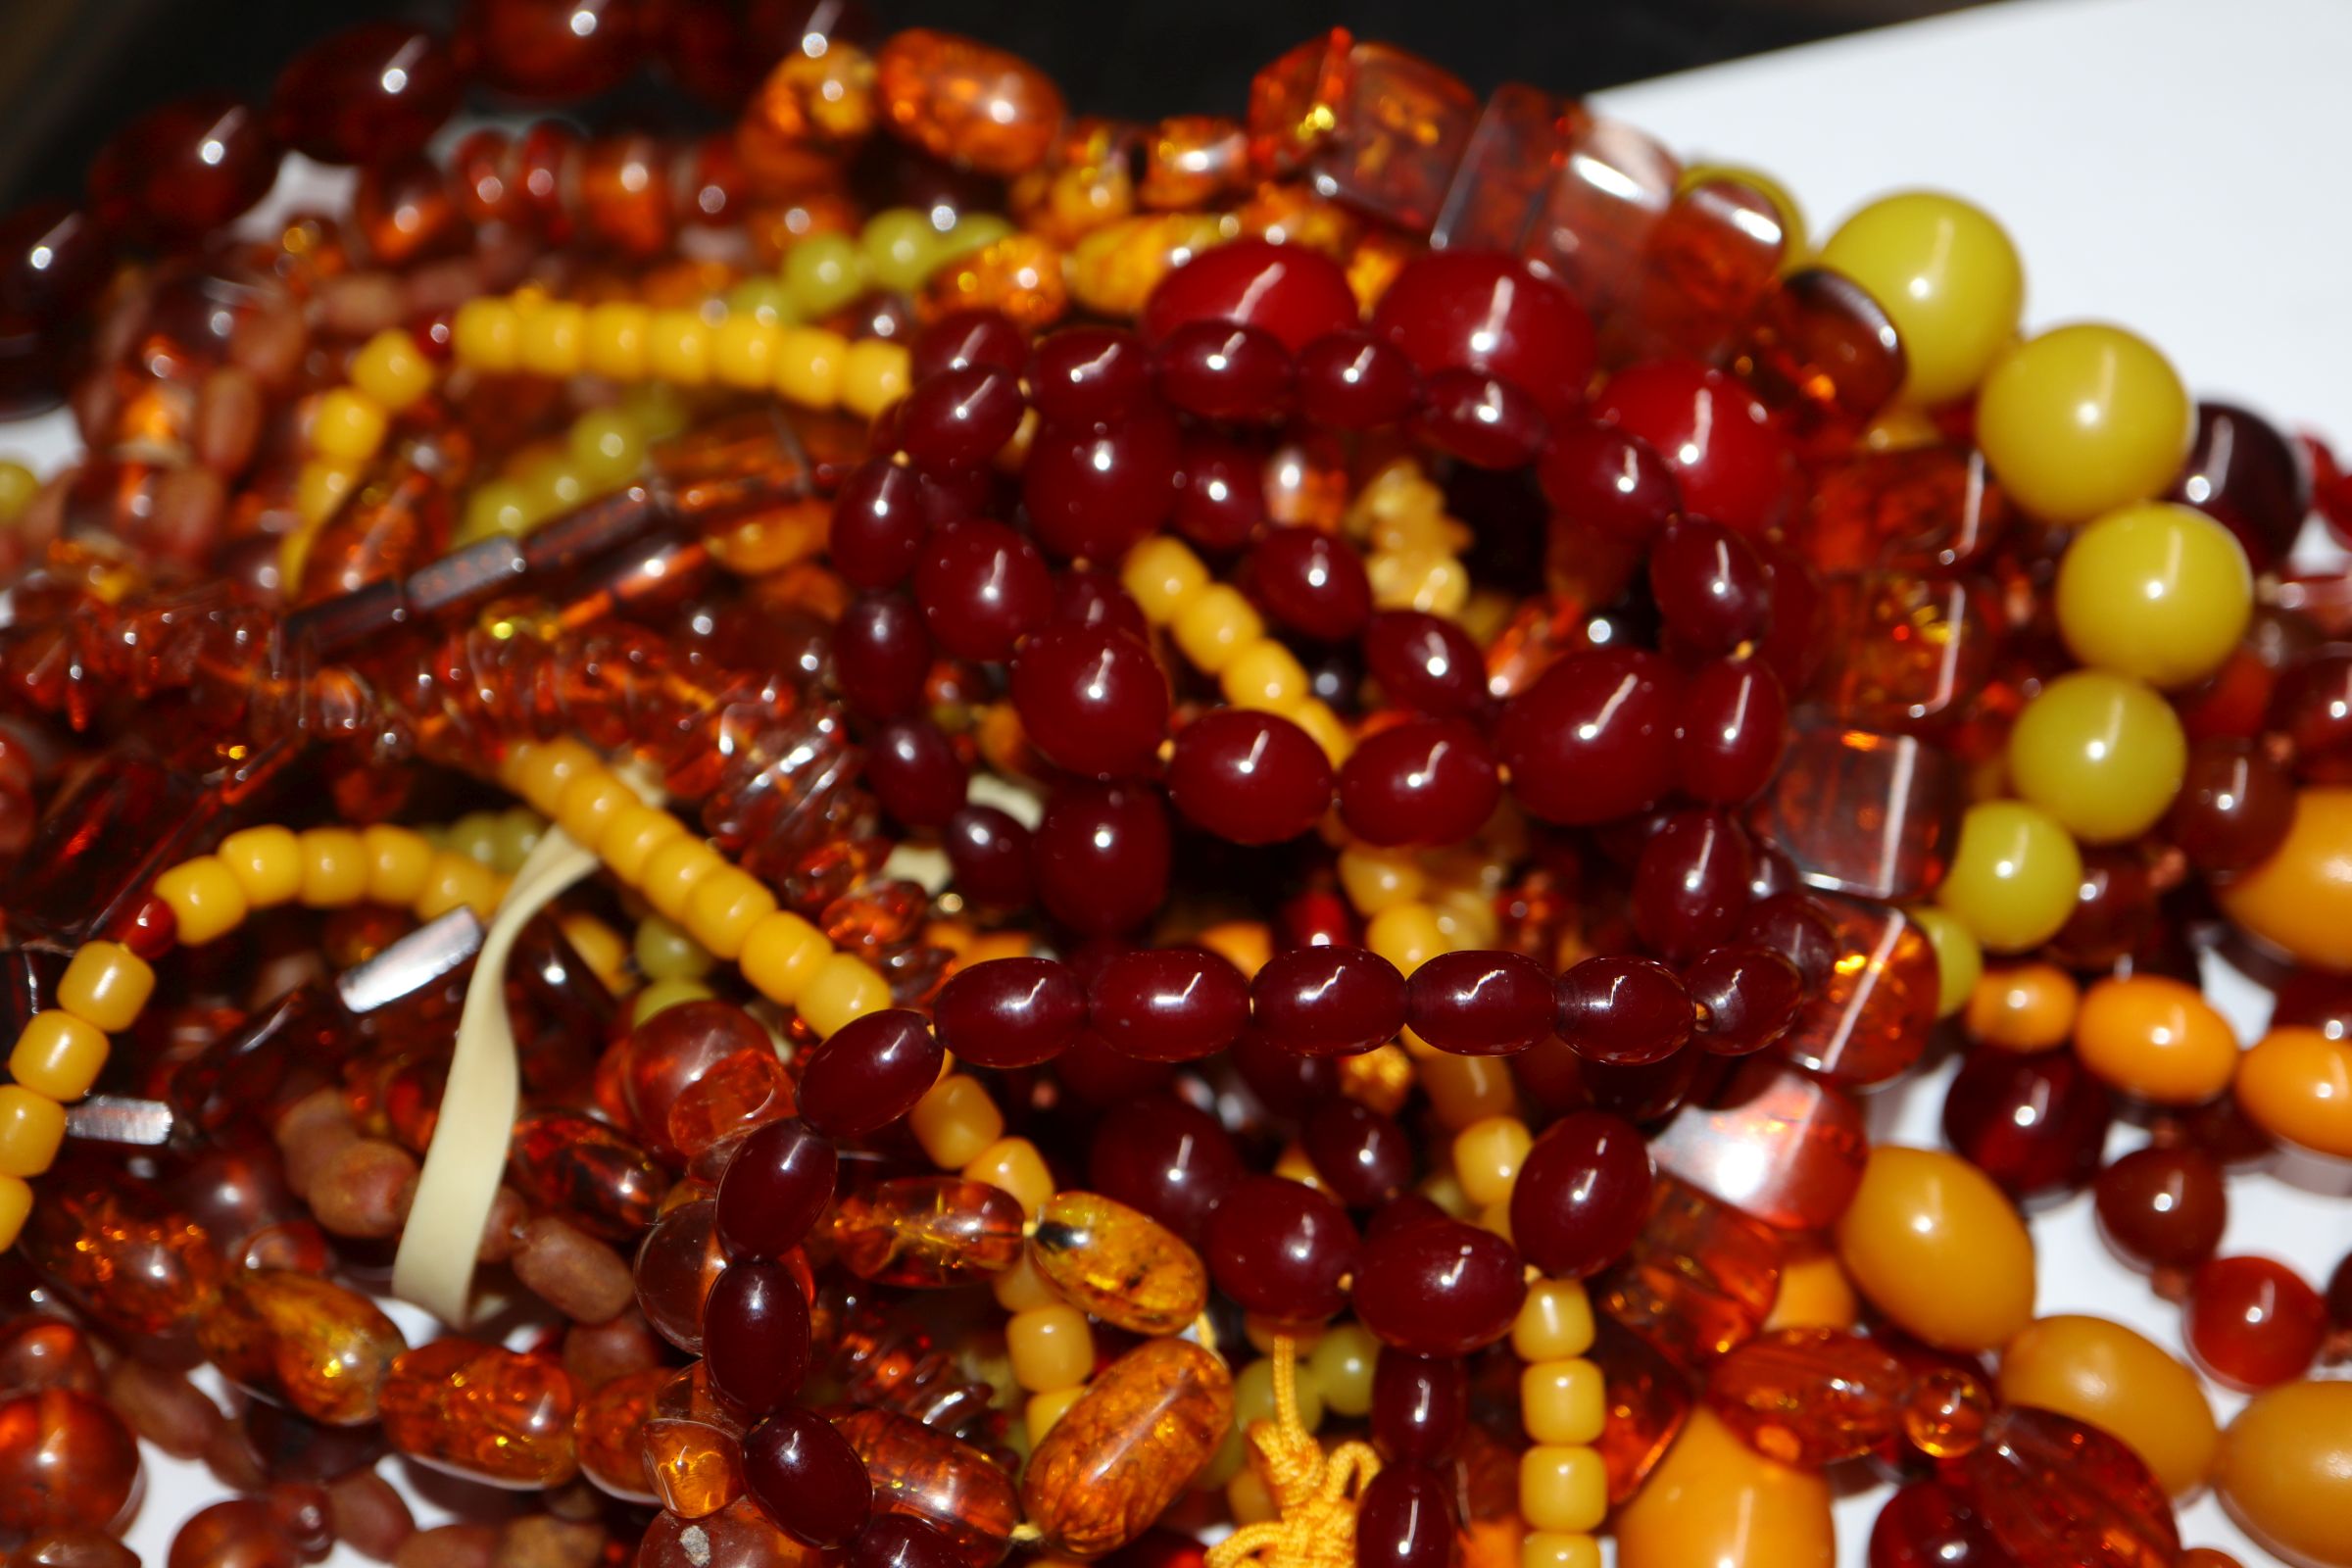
[1351,1216,1525,1354]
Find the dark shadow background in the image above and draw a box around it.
[0,0,1975,210]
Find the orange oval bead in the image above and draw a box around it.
[574,1365,663,1503]
[1833,1146,2034,1352]
[1031,1191,1209,1335]
[195,1270,407,1427]
[831,1177,1028,1289]
[380,1339,579,1489]
[1996,1313,2216,1495]
[2217,788,2352,971]
[841,1406,1020,1567]
[2073,975,2239,1104]
[2215,1379,2352,1568]
[1965,961,2080,1054]
[1614,1405,1834,1568]
[644,1365,746,1520]
[875,30,1065,177]
[2233,1026,2352,1157]
[1020,1338,1235,1557]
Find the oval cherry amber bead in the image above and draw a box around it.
[270,24,459,166]
[743,1407,871,1548]
[1028,326,1155,423]
[1023,407,1183,562]
[1496,648,1681,824]
[88,97,278,244]
[1089,1095,1242,1245]
[1142,238,1359,352]
[1249,526,1374,642]
[1156,320,1294,421]
[1203,1175,1359,1323]
[1369,1349,1468,1465]
[1352,1217,1526,1355]
[797,1010,944,1139]
[1556,956,1694,1065]
[1302,1100,1415,1207]
[1087,948,1250,1062]
[1165,710,1335,846]
[1684,944,1803,1056]
[714,1119,837,1262]
[1010,625,1170,781]
[1355,1463,1456,1568]
[2185,1256,2327,1391]
[944,806,1032,910]
[1593,359,1793,539]
[913,519,1052,663]
[1512,1110,1654,1279]
[1338,718,1500,848]
[702,1261,811,1415]
[933,957,1086,1068]
[898,367,1025,473]
[1297,331,1420,430]
[2093,1144,2227,1274]
[1363,611,1490,717]
[1941,1048,2113,1200]
[1404,950,1553,1055]
[1250,946,1406,1057]
[1033,783,1172,936]
[1370,250,1594,421]
[1677,658,1790,805]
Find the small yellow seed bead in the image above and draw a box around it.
[963,1136,1054,1216]
[798,953,894,1039]
[1453,1115,1533,1208]
[1007,1304,1094,1392]
[453,297,523,371]
[740,910,835,1005]
[646,309,712,385]
[908,1073,1004,1167]
[1522,1359,1606,1445]
[155,857,249,946]
[684,869,778,962]
[55,942,155,1035]
[1121,537,1209,624]
[1521,1533,1602,1568]
[10,1011,109,1102]
[1366,902,1447,975]
[363,825,435,907]
[298,828,370,907]
[1219,639,1310,710]
[640,837,724,924]
[415,854,502,921]
[711,315,782,391]
[1519,1445,1608,1534]
[351,329,436,412]
[1513,1281,1595,1361]
[993,1252,1064,1313]
[585,301,651,381]
[0,1086,66,1179]
[1338,845,1425,914]
[556,773,638,854]
[841,339,912,419]
[1171,586,1264,675]
[775,327,847,408]
[602,805,688,887]
[520,301,589,380]
[1026,1386,1086,1444]
[0,1178,30,1252]
[216,825,305,907]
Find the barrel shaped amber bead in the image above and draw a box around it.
[195,1270,407,1427]
[1030,1191,1209,1335]
[1020,1338,1235,1557]
[379,1339,579,1489]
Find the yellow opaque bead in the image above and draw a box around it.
[1421,1052,1516,1131]
[1366,550,1469,617]
[1196,921,1273,980]
[1965,960,2080,1054]
[841,339,912,419]
[1816,192,2024,406]
[1834,1146,2034,1352]
[1513,1281,1595,1361]
[1234,1356,1323,1434]
[1976,324,2192,525]
[351,329,436,412]
[2218,788,2352,971]
[739,910,835,1005]
[2234,1026,2352,1157]
[1338,845,1425,914]
[453,297,523,371]
[775,327,847,408]
[1026,1386,1086,1445]
[1518,1445,1606,1534]
[799,953,893,1039]
[216,824,304,908]
[1997,1313,2215,1495]
[298,828,369,907]
[294,460,360,527]
[585,302,650,380]
[2214,1380,2352,1568]
[1218,639,1310,710]
[154,857,249,946]
[55,942,154,1036]
[1452,1115,1532,1208]
[1273,1141,1329,1194]
[1230,1470,1278,1529]
[711,316,781,391]
[1521,1533,1602,1568]
[1763,1247,1858,1332]
[556,773,638,854]
[634,914,712,983]
[908,1073,1004,1168]
[784,231,869,317]
[1006,1305,1094,1393]
[308,390,387,466]
[1279,699,1353,767]
[1905,905,1982,1019]
[2074,974,2239,1104]
[1171,586,1263,675]
[518,301,586,379]
[863,208,942,293]
[993,1252,1064,1313]
[363,825,436,908]
[10,1012,109,1102]
[416,853,501,921]
[1121,537,1208,624]
[0,461,37,522]
[460,480,531,543]
[1614,1408,1834,1568]
[683,869,777,962]
[640,838,723,924]
[2007,669,2188,843]
[569,409,646,490]
[963,1136,1054,1216]
[499,740,599,814]
[1522,1359,1605,1446]
[602,804,688,887]
[2054,502,2252,690]
[633,978,715,1026]
[1244,1316,1325,1358]
[0,1086,66,1179]
[646,310,711,386]
[1935,799,2082,954]
[559,912,632,996]
[1366,902,1446,975]
[1306,1323,1378,1418]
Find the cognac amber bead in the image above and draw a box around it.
[1029,1191,1208,1335]
[87,96,277,244]
[832,1177,1026,1288]
[841,1406,1020,1568]
[379,1339,579,1489]
[1703,1327,1909,1468]
[645,1366,746,1519]
[20,1177,222,1336]
[0,1316,99,1396]
[641,1496,827,1568]
[270,23,457,165]
[1754,728,1961,904]
[1773,896,1940,1090]
[1650,1059,1870,1232]
[196,1270,406,1427]
[460,0,640,101]
[1599,1180,1782,1368]
[574,1364,662,1503]
[0,1389,139,1532]
[1942,1405,2180,1568]
[875,30,1065,177]
[1020,1338,1234,1558]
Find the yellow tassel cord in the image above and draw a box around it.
[1204,1337,1380,1568]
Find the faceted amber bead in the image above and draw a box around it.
[379,1339,579,1489]
[1526,115,1680,321]
[575,1364,662,1503]
[1817,575,2000,733]
[1755,729,1962,904]
[20,1174,222,1337]
[1797,444,2007,576]
[1030,1191,1208,1336]
[644,1365,746,1519]
[196,1270,406,1426]
[1600,1179,1782,1370]
[1432,84,1574,252]
[0,1388,139,1532]
[1141,116,1250,210]
[1775,896,1941,1089]
[1941,1406,2180,1568]
[1614,1407,1833,1568]
[1308,42,1480,232]
[1733,270,1906,460]
[1651,1060,1869,1231]
[874,30,1065,177]
[831,1178,1027,1288]
[1020,1338,1234,1558]
[1704,1327,1910,1468]
[840,1406,1020,1567]
[1626,177,1788,364]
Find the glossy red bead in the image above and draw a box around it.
[1352,1216,1525,1354]
[715,1119,837,1262]
[88,97,278,244]
[1089,1095,1243,1245]
[1142,238,1359,352]
[1027,326,1155,423]
[702,1259,811,1414]
[797,1010,945,1139]
[1683,944,1803,1056]
[1165,709,1335,846]
[1157,320,1295,421]
[2166,738,2294,873]
[1496,648,1680,824]
[1249,946,1406,1058]
[1297,331,1420,430]
[865,719,967,831]
[744,1407,872,1548]
[1676,658,1789,805]
[912,310,1028,382]
[1023,406,1183,561]
[851,1514,965,1568]
[1941,1048,2113,1201]
[1556,955,1693,1065]
[1203,1174,1359,1322]
[1170,429,1267,551]
[2093,1145,2227,1275]
[1033,782,1171,935]
[1631,809,1756,963]
[1410,368,1550,468]
[1403,950,1552,1055]
[899,367,1026,473]
[1337,717,1500,848]
[2184,1255,2327,1391]
[932,957,1085,1069]
[1510,1110,1654,1278]
[1537,418,1685,546]
[461,0,641,100]
[1868,1481,2012,1568]
[1087,947,1250,1062]
[913,519,1052,663]
[1233,1026,1344,1117]
[0,204,110,325]
[1368,1349,1467,1464]
[270,24,460,166]
[1052,566,1150,640]
[1009,624,1169,780]
[1248,526,1374,642]
[830,461,934,591]
[1354,1463,1455,1568]
[1592,360,1792,539]
[1303,1100,1414,1207]
[835,592,934,720]
[943,805,1033,910]
[2169,400,2311,572]
[1370,250,1595,421]
[1650,515,1773,656]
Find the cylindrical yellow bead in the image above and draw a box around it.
[711,316,782,391]
[775,327,846,408]
[602,804,687,887]
[584,302,650,381]
[798,953,893,1039]
[963,1136,1054,1216]
[1007,1305,1095,1393]
[993,1252,1064,1313]
[684,869,778,962]
[1518,1445,1607,1534]
[640,839,724,924]
[217,825,304,907]
[646,310,710,385]
[453,298,523,371]
[154,856,249,946]
[556,773,637,853]
[499,739,600,815]
[415,854,502,921]
[351,329,436,412]
[0,1086,67,1179]
[362,825,436,908]
[909,1074,1004,1168]
[0,1177,30,1253]
[1338,846,1426,915]
[518,301,586,378]
[1513,1281,1596,1361]
[1171,586,1264,674]
[739,910,835,1005]
[1521,1359,1605,1446]
[1421,1052,1516,1130]
[298,828,370,907]
[1521,1533,1602,1568]
[10,1011,109,1102]
[1219,639,1311,710]
[1121,538,1208,624]
[55,942,155,1035]
[840,339,912,418]
[1453,1115,1532,1208]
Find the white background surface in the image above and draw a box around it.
[1,0,2345,1560]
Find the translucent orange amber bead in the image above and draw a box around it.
[380,1339,579,1489]
[841,1406,1021,1566]
[643,1366,746,1519]
[1703,1327,1910,1468]
[20,1178,222,1337]
[195,1270,407,1427]
[1030,1191,1209,1335]
[0,1388,140,1533]
[875,29,1064,177]
[1020,1338,1235,1558]
[1599,1179,1782,1368]
[830,1177,1027,1288]
[575,1365,663,1504]
[921,233,1071,331]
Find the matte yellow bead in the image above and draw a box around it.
[416,854,502,920]
[1337,846,1425,914]
[363,825,436,907]
[711,316,781,391]
[499,739,600,814]
[1513,1280,1595,1361]
[296,828,369,907]
[646,309,711,385]
[1026,1386,1086,1445]
[1817,192,2024,406]
[1006,1304,1094,1393]
[217,824,304,907]
[1976,323,2192,525]
[739,910,835,1005]
[293,462,360,532]
[0,461,37,523]
[1420,1052,1516,1130]
[640,837,723,923]
[841,339,912,419]
[1121,537,1208,624]
[992,1252,1064,1313]
[633,914,712,984]
[0,1086,66,1179]
[1219,639,1310,710]
[55,942,155,1035]
[1452,1115,1532,1208]
[783,231,868,318]
[0,1176,29,1251]
[584,302,651,381]
[1521,1533,1602,1568]
[1614,1408,1834,1568]
[1905,904,1983,1019]
[908,1073,1003,1167]
[963,1135,1054,1215]
[2054,502,2252,690]
[1522,1358,1605,1446]
[1997,1313,2215,1495]
[1935,800,2082,955]
[2007,670,2187,843]
[798,953,893,1039]
[1518,1445,1607,1534]
[863,209,943,293]
[1835,1145,2034,1352]
[311,388,389,463]
[351,329,436,412]
[775,327,846,408]
[1171,586,1263,674]
[568,409,646,490]
[453,297,523,371]
[1306,1322,1378,1418]
[10,1011,109,1102]
[602,804,688,886]
[684,869,778,962]
[555,773,638,854]
[1366,902,1447,975]
[2215,1380,2352,1568]
[155,857,249,946]
[1763,1248,1859,1332]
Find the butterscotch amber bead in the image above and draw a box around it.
[380,1339,579,1489]
[1030,1191,1209,1335]
[0,1389,139,1533]
[0,1087,66,1179]
[1613,1407,1833,1568]
[2215,1379,2352,1568]
[1834,1146,2034,1352]
[875,30,1065,177]
[2219,789,2352,972]
[1020,1338,1234,1558]
[2235,1026,2352,1157]
[53,942,153,1035]
[9,1013,107,1102]
[197,1270,407,1427]
[1997,1314,2215,1495]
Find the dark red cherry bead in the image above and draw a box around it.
[834,592,932,721]
[912,518,1052,662]
[1171,430,1268,551]
[1248,527,1374,642]
[1369,1349,1468,1464]
[1869,1481,2012,1568]
[1404,950,1553,1055]
[1649,515,1773,655]
[460,0,641,100]
[1410,369,1549,469]
[1156,320,1294,421]
[1297,331,1420,430]
[2169,401,2312,571]
[1754,541,1828,697]
[1740,893,1841,987]
[943,805,1032,910]
[911,310,1028,382]
[1234,1026,1344,1117]
[1165,710,1334,846]
[270,24,460,166]
[2166,738,2294,873]
[1302,1100,1414,1207]
[88,97,278,245]
[1051,566,1150,640]
[0,204,111,324]
[1942,1048,2113,1201]
[744,1407,871,1549]
[1537,419,1685,546]
[2326,1250,2352,1335]
[1683,944,1802,1056]
[2093,1145,2227,1274]
[897,367,1025,473]
[1337,718,1500,849]
[1555,956,1692,1065]
[1355,1463,1456,1568]
[715,1119,837,1262]
[1009,624,1169,780]
[1033,782,1171,935]
[1510,1110,1654,1278]
[865,718,967,830]
[2185,1255,2326,1391]
[1592,360,1793,539]
[850,1514,963,1568]
[830,460,933,590]
[1279,888,1360,952]
[1023,405,1183,561]
[1362,612,1488,717]
[1203,1175,1359,1322]
[1028,326,1155,424]
[1631,809,1756,963]
[1676,658,1789,805]
[933,957,1085,1069]
[1370,250,1594,421]
[1496,648,1680,825]
[1142,237,1359,352]
[1089,1095,1242,1244]
[1353,1217,1525,1355]
[702,1260,812,1414]
[1249,947,1406,1058]
[1087,948,1250,1062]
[796,1009,944,1138]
